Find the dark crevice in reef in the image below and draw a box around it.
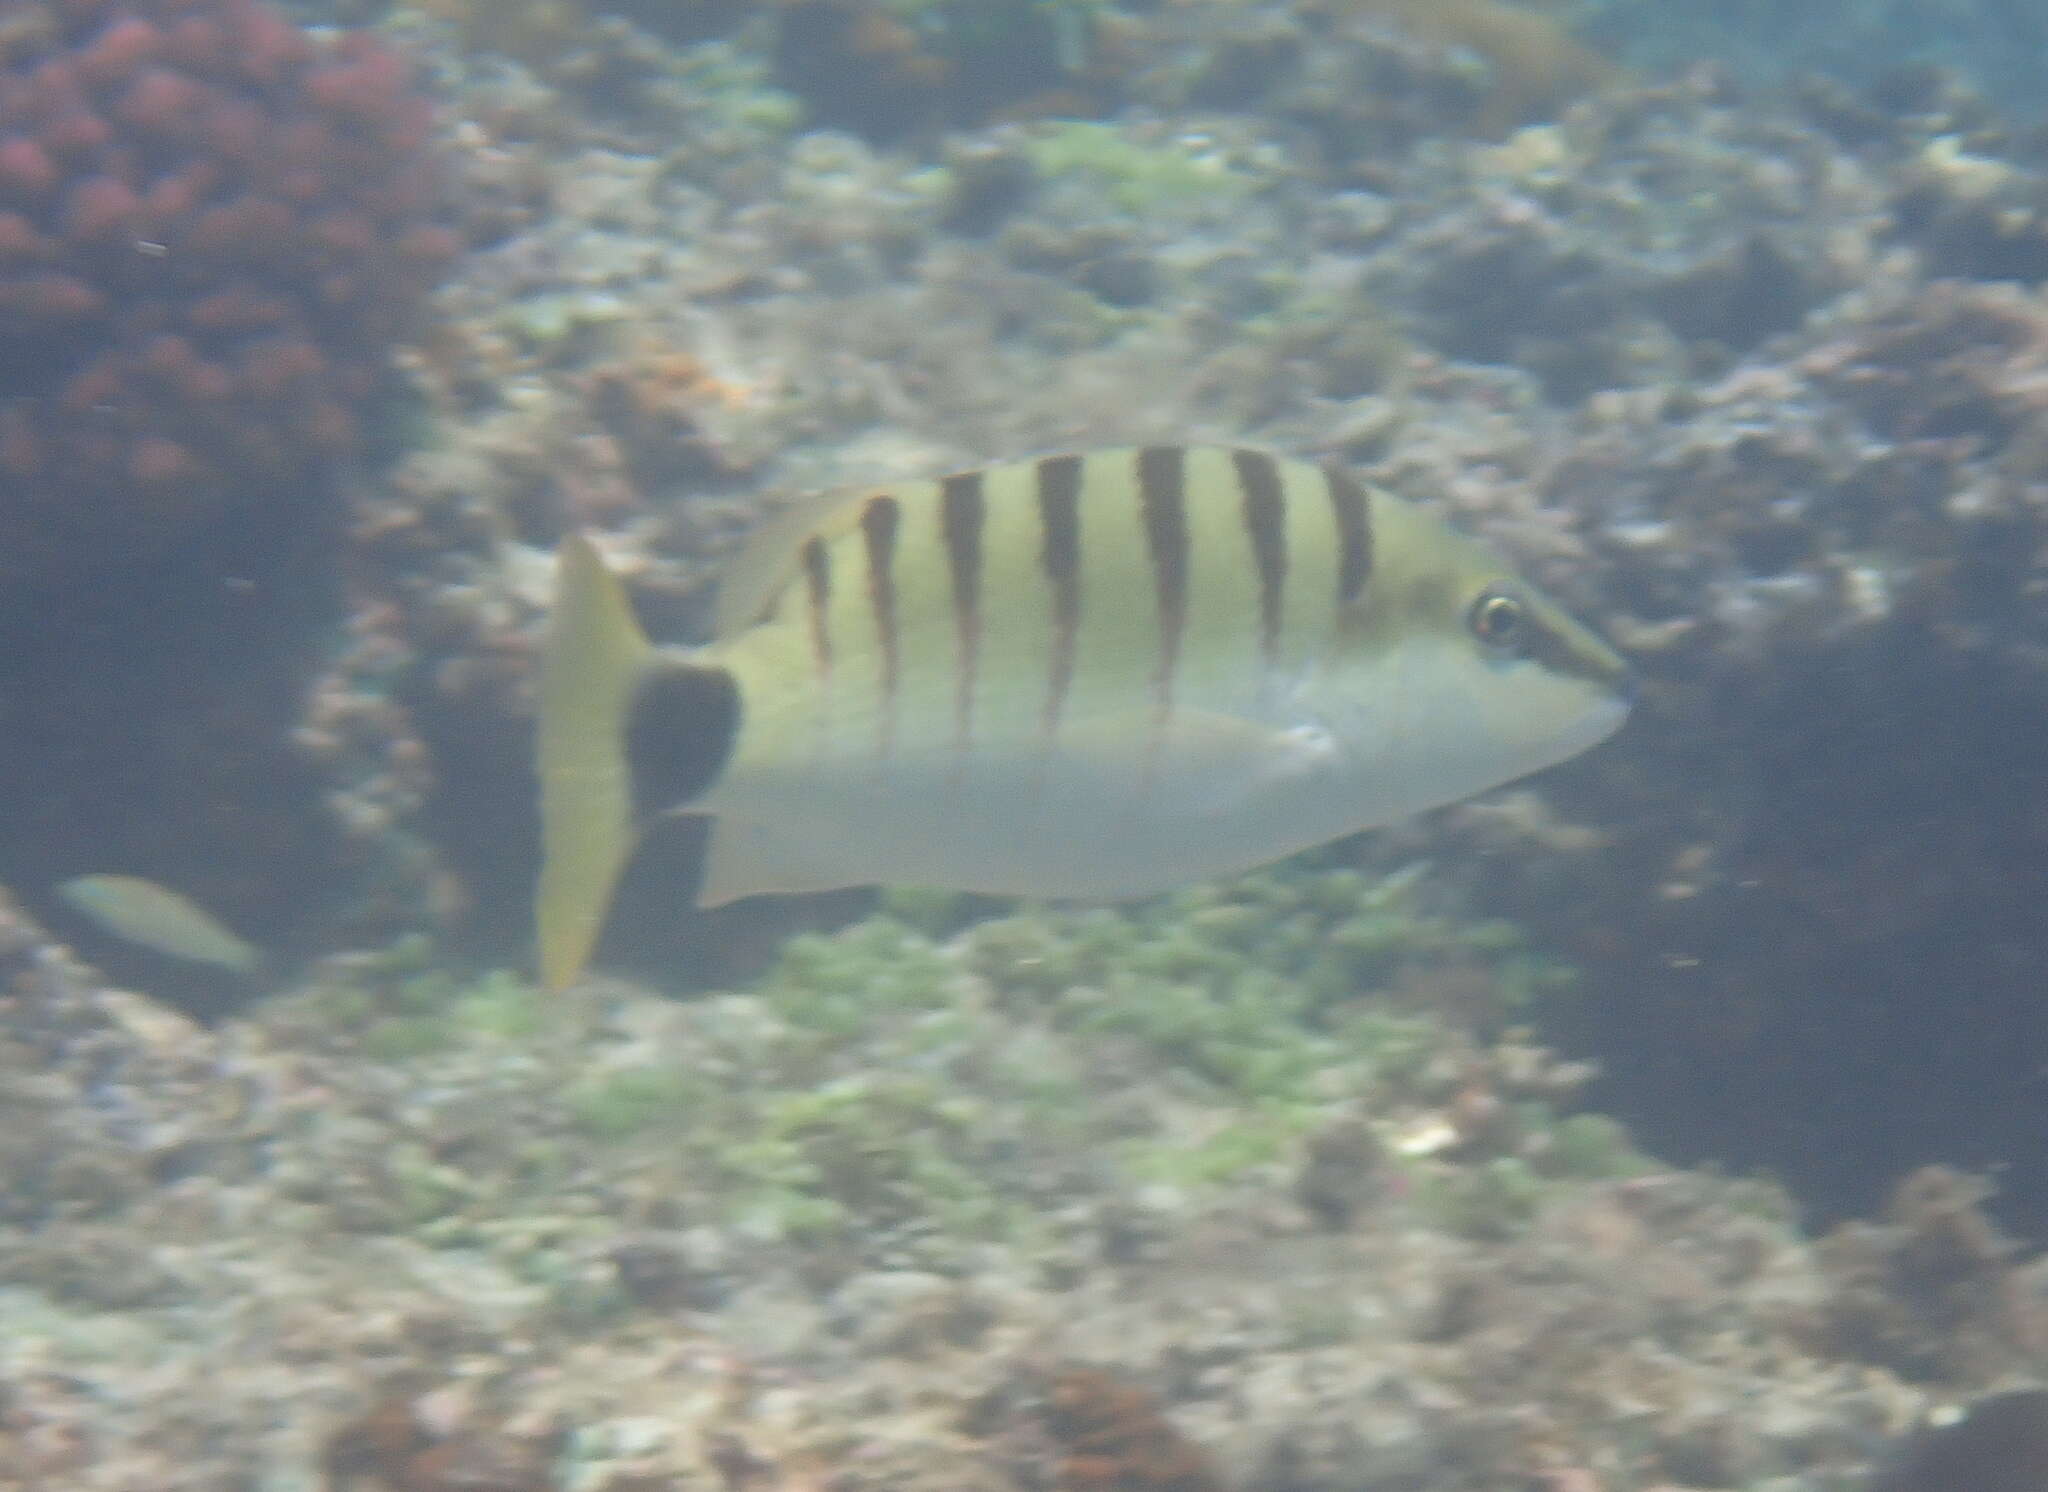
[1515,630,2048,1236]
[0,495,351,1020]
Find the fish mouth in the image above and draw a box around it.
[1560,671,1635,757]
[1589,683,1635,745]
[1570,636,1637,715]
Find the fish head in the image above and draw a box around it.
[1314,500,1633,810]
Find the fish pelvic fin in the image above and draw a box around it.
[536,533,651,993]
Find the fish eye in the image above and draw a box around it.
[1468,587,1528,652]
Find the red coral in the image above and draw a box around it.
[1042,1367,1226,1492]
[321,1394,565,1492]
[0,0,459,588]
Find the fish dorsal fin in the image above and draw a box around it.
[713,486,876,641]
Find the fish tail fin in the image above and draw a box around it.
[536,533,651,993]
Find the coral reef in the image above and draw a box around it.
[0,0,460,1009]
[1340,0,1619,139]
[1117,0,1618,162]
[1437,262,2048,1230]
[1814,1168,2046,1384]
[1577,0,2048,116]
[1040,1366,1224,1492]
[412,0,749,71]
[322,1393,564,1491]
[408,0,1120,138]
[310,0,1626,969]
[770,0,1124,141]
[0,884,2021,1489]
[1869,1387,2048,1492]
[0,0,458,589]
[261,0,2048,1240]
[23,0,2048,1484]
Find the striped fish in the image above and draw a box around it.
[536,447,1633,990]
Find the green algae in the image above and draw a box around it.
[769,865,1575,1182]
[499,291,632,354]
[277,862,1630,1247]
[568,1067,705,1139]
[1417,1155,1548,1239]
[757,917,958,1037]
[733,1076,1017,1241]
[1542,1111,1650,1181]
[354,968,555,1061]
[386,1140,477,1225]
[958,862,1573,1110]
[1124,1107,1308,1188]
[1024,121,1254,215]
[703,862,1601,1196]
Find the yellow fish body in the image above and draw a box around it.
[537,447,1632,990]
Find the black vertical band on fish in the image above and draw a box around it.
[1324,464,1374,614]
[1136,446,1189,720]
[626,661,742,818]
[1232,447,1289,671]
[860,494,902,754]
[940,470,987,750]
[1035,454,1084,740]
[800,535,833,681]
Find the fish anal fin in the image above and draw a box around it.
[695,819,857,908]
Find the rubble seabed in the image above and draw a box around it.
[12,0,2048,1486]
[1,880,2042,1491]
[323,0,2048,1227]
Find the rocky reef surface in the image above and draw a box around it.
[3,884,2042,1491]
[274,0,2048,1228]
[0,0,462,1015]
[10,0,2048,1483]
[1575,0,2048,115]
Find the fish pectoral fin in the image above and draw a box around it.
[1057,708,1338,813]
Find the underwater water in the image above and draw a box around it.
[5,0,2048,1487]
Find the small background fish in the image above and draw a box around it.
[57,874,262,975]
